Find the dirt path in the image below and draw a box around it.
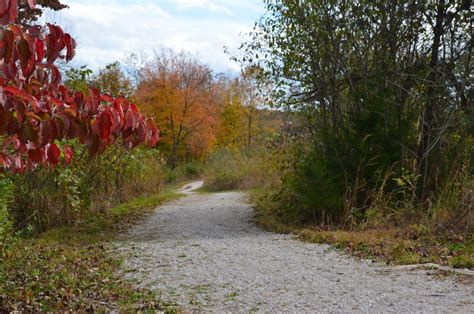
[115,182,473,313]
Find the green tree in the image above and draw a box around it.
[91,62,134,99]
[241,0,472,224]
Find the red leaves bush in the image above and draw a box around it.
[0,0,159,173]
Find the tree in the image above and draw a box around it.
[239,67,265,149]
[91,62,134,99]
[215,82,244,149]
[18,0,68,25]
[240,0,472,223]
[136,50,218,167]
[0,0,159,173]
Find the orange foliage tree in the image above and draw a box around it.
[136,51,219,167]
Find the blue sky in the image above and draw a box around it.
[46,0,265,73]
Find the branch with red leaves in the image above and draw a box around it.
[0,0,159,173]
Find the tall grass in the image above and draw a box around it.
[7,144,167,232]
[203,148,280,192]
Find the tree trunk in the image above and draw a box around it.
[416,0,446,200]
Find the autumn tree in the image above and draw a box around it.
[136,50,218,167]
[215,77,244,149]
[238,67,266,149]
[214,68,269,150]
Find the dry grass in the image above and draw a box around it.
[0,190,182,312]
[254,197,474,269]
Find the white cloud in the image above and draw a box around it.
[174,0,233,16]
[46,0,263,73]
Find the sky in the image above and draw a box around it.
[46,0,265,74]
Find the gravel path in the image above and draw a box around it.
[115,182,473,313]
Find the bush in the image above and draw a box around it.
[7,143,166,232]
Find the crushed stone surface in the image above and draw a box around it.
[114,185,473,313]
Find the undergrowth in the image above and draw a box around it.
[252,189,474,269]
[0,190,182,312]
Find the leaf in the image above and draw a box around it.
[35,37,44,61]
[98,110,112,141]
[17,37,32,75]
[50,65,61,86]
[46,143,60,166]
[63,144,73,164]
[4,86,40,112]
[2,29,14,63]
[39,120,51,146]
[64,33,75,61]
[27,148,43,164]
[8,0,18,23]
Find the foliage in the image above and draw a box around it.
[0,174,13,251]
[240,0,473,227]
[215,68,267,150]
[91,62,134,99]
[136,50,218,167]
[165,161,204,183]
[18,0,68,25]
[7,143,166,231]
[64,65,93,94]
[0,0,158,173]
[0,190,181,312]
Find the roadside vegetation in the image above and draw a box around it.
[204,1,473,269]
[0,190,181,312]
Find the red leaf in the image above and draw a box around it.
[101,94,114,102]
[17,37,32,74]
[35,38,44,61]
[146,119,159,147]
[8,0,18,23]
[46,143,60,166]
[99,111,113,141]
[63,144,73,164]
[28,0,36,9]
[2,30,14,63]
[39,120,51,146]
[27,148,43,164]
[4,86,40,112]
[0,1,8,17]
[50,65,61,86]
[64,33,76,61]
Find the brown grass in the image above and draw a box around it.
[254,197,474,269]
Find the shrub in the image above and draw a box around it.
[7,144,166,232]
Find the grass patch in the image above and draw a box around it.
[253,192,474,270]
[0,190,182,312]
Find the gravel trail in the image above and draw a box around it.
[116,182,473,313]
